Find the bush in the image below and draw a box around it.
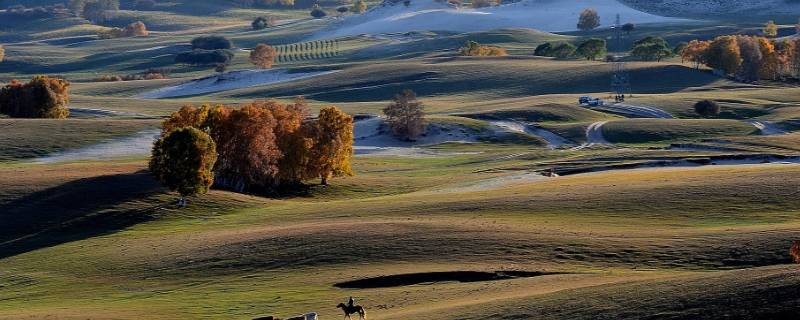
[97,20,148,39]
[191,36,234,50]
[459,41,507,56]
[534,42,553,56]
[310,4,326,18]
[694,100,720,118]
[175,49,234,66]
[149,127,218,201]
[252,16,275,30]
[0,76,70,119]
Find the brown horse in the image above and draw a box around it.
[336,303,366,320]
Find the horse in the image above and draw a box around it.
[336,303,366,320]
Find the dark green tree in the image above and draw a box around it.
[149,127,218,206]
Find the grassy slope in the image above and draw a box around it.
[0,119,159,162]
[1,159,799,319]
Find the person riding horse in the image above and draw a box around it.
[337,297,366,320]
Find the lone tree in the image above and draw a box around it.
[0,45,4,63]
[576,38,607,60]
[0,76,70,119]
[383,89,426,141]
[694,100,720,118]
[791,241,800,264]
[250,43,277,69]
[577,8,600,31]
[149,127,218,207]
[763,20,778,38]
[621,22,635,36]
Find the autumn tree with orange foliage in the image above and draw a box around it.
[250,43,277,69]
[706,35,741,76]
[681,40,710,69]
[757,37,779,80]
[309,106,354,185]
[154,97,354,194]
[0,76,70,118]
[791,241,800,264]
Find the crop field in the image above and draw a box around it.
[1,1,800,319]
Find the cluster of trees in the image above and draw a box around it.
[383,90,426,141]
[680,35,800,82]
[98,21,148,39]
[535,38,606,60]
[175,36,235,66]
[4,3,69,19]
[233,0,296,8]
[150,98,354,198]
[0,76,70,119]
[94,68,169,82]
[459,41,507,57]
[69,0,120,22]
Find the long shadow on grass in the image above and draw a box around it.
[0,171,165,259]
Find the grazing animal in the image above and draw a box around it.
[337,303,366,320]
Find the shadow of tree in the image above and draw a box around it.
[0,170,166,259]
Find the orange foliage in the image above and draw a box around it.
[250,43,277,69]
[0,76,69,118]
[682,40,710,69]
[791,241,800,264]
[157,98,354,193]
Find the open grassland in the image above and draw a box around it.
[0,119,158,162]
[2,8,800,319]
[1,158,800,319]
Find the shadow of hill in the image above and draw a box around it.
[0,171,165,259]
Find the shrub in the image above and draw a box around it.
[191,36,234,50]
[98,21,148,39]
[175,49,234,66]
[252,16,275,30]
[383,89,426,141]
[694,100,720,118]
[149,127,218,203]
[534,42,553,56]
[0,76,70,119]
[763,20,778,38]
[459,41,507,56]
[310,4,326,18]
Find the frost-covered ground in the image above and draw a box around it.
[34,129,160,164]
[136,69,337,99]
[315,0,683,39]
[619,0,800,18]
